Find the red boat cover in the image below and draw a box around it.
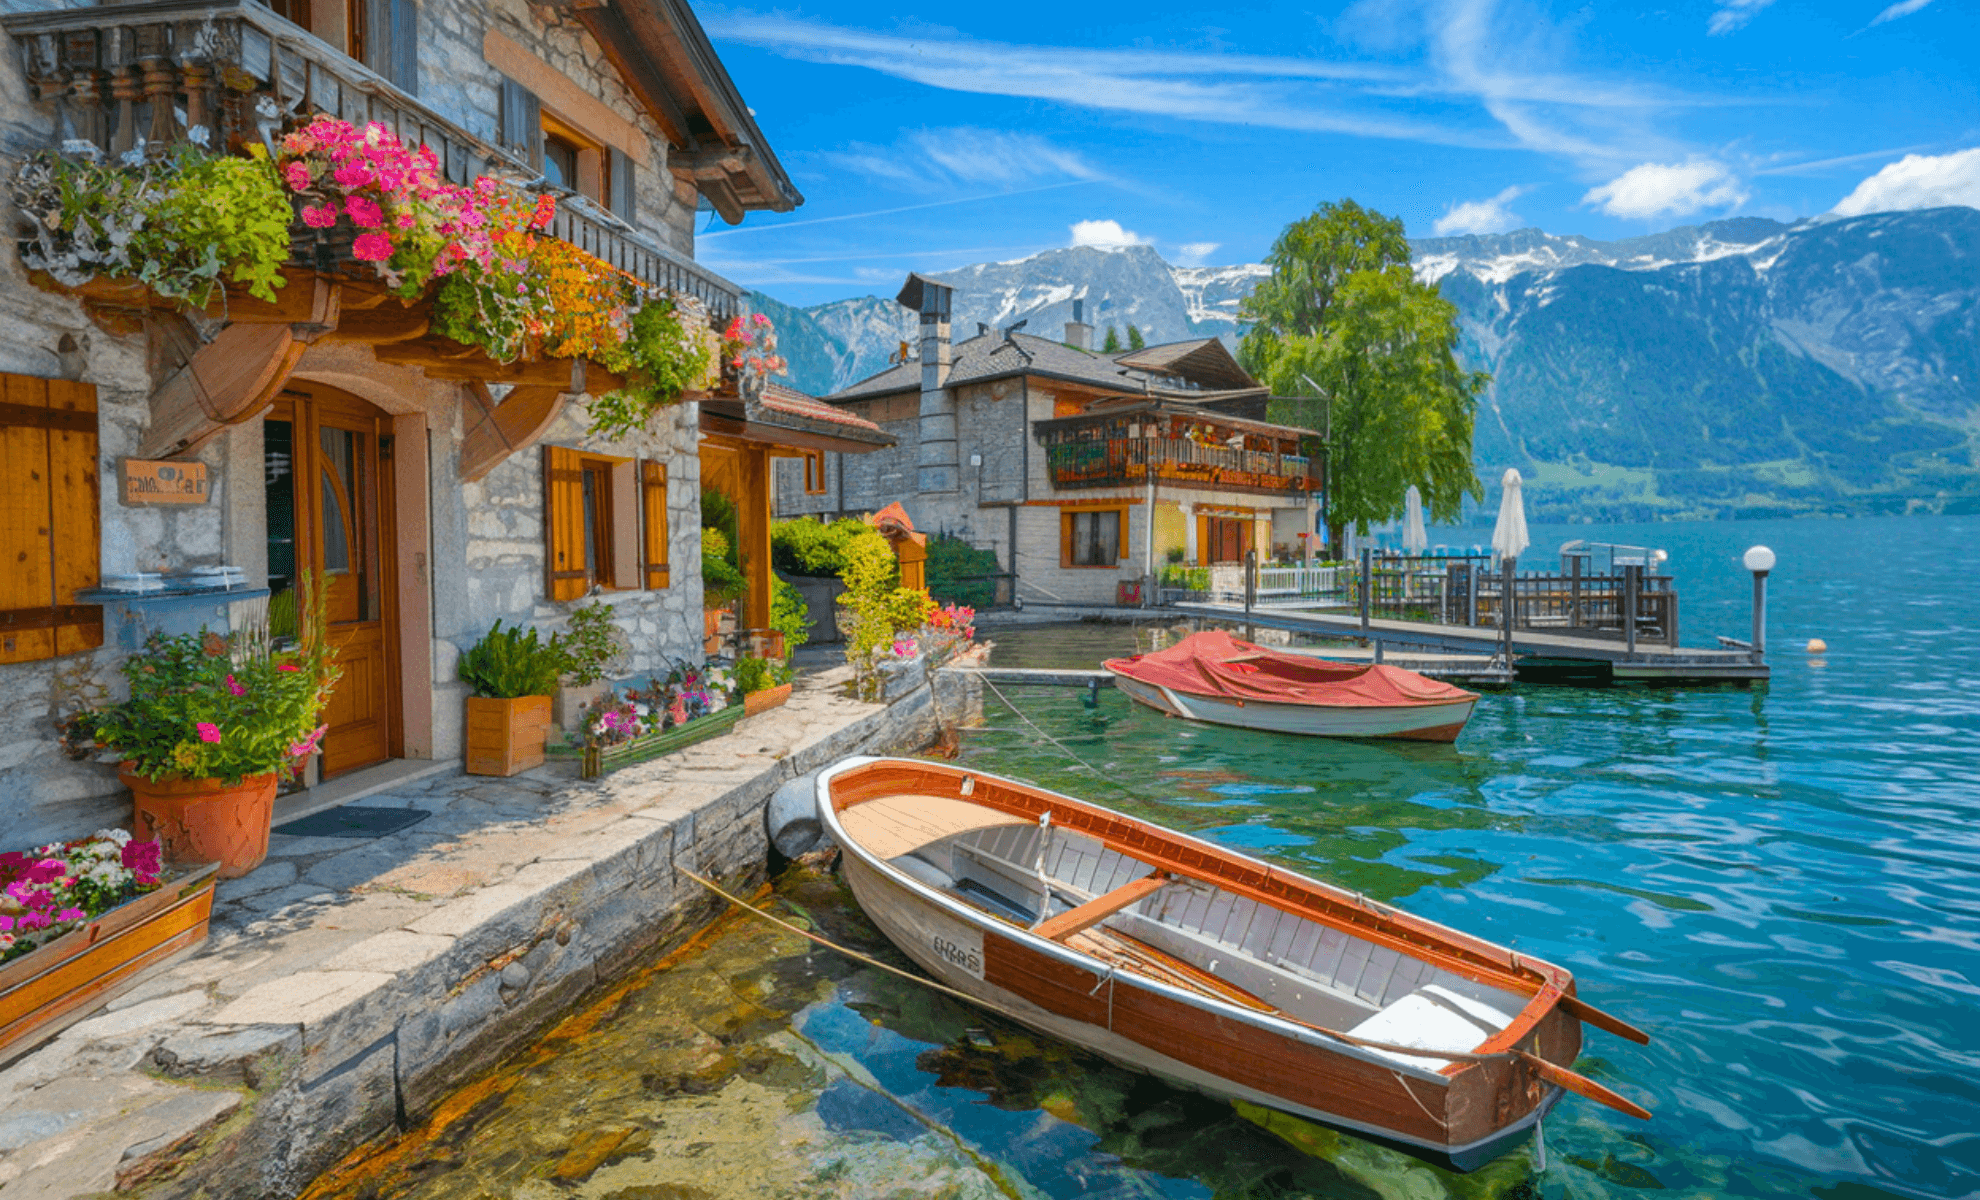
[1104,630,1476,709]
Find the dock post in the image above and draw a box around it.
[1373,638,1384,664]
[1500,556,1516,664]
[1743,546,1775,661]
[1624,563,1639,655]
[1244,548,1257,643]
[1570,555,1583,631]
[1359,546,1372,633]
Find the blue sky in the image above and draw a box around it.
[691,0,1979,306]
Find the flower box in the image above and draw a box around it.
[465,695,552,777]
[0,862,218,1062]
[743,682,793,718]
[579,706,744,780]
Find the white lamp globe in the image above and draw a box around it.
[1743,546,1776,573]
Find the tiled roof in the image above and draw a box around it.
[760,381,886,433]
[826,331,1266,404]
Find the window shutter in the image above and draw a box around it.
[0,374,102,664]
[499,76,543,169]
[640,460,669,589]
[389,0,419,94]
[363,0,392,80]
[608,145,635,222]
[609,460,640,590]
[1115,508,1128,560]
[543,445,587,601]
[1059,512,1073,569]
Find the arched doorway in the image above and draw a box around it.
[265,384,401,777]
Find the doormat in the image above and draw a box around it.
[273,805,431,839]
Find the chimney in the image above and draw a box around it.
[896,273,958,493]
[1064,297,1093,351]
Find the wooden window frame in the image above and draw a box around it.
[801,449,828,496]
[540,110,606,203]
[1060,505,1128,570]
[544,445,639,601]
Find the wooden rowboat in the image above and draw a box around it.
[1105,631,1479,743]
[818,757,1650,1170]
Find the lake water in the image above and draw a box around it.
[306,514,1980,1200]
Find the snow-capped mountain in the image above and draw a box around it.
[758,208,1980,519]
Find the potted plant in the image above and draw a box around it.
[553,600,620,733]
[0,829,219,1060]
[701,527,748,652]
[67,589,338,878]
[459,621,563,777]
[736,655,795,717]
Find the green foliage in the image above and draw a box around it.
[770,578,812,649]
[13,144,292,307]
[701,489,741,567]
[76,576,339,784]
[925,535,998,609]
[585,300,714,441]
[1242,199,1486,544]
[770,516,889,577]
[732,654,794,696]
[459,621,565,699]
[883,587,936,633]
[1165,546,1186,564]
[835,520,905,662]
[1159,563,1210,590]
[1102,326,1122,353]
[557,601,619,687]
[1127,324,1146,350]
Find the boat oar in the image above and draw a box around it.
[1558,994,1651,1045]
[1511,1050,1653,1120]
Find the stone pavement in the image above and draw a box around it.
[0,665,951,1200]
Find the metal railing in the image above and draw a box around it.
[1338,552,1680,647]
[1043,436,1320,495]
[3,0,743,318]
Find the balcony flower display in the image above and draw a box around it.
[0,830,165,965]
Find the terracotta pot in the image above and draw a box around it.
[122,767,279,880]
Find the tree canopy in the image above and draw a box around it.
[1102,326,1122,353]
[1127,324,1146,350]
[1239,199,1487,547]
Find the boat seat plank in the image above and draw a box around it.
[840,794,1033,860]
[1034,873,1169,942]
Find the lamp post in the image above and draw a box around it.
[1743,546,1775,660]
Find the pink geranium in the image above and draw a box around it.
[283,161,311,190]
[224,675,245,697]
[196,722,222,745]
[301,203,340,229]
[344,196,385,228]
[351,232,394,262]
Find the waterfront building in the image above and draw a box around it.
[775,275,1326,606]
[0,0,877,844]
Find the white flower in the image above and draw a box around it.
[592,720,608,735]
[92,829,132,847]
[186,124,211,148]
[633,704,649,717]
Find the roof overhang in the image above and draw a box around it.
[699,397,895,454]
[1033,399,1317,442]
[568,0,802,223]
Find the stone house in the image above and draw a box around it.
[0,0,826,844]
[775,276,1326,607]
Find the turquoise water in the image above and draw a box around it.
[312,515,1979,1200]
[958,514,1980,1198]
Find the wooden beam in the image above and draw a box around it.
[318,302,430,346]
[1034,873,1168,942]
[459,383,570,483]
[372,340,623,391]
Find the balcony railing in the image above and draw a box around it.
[3,0,742,319]
[1045,437,1321,496]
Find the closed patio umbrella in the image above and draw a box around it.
[1403,486,1428,554]
[1491,468,1529,562]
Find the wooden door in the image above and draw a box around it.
[1207,517,1251,564]
[266,387,399,779]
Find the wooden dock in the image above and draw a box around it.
[1168,602,1768,684]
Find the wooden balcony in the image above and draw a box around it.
[1045,436,1321,497]
[2,0,742,319]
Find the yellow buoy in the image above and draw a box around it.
[1807,638,1828,654]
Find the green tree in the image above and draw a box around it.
[1240,199,1487,550]
[1127,324,1146,350]
[1102,326,1122,353]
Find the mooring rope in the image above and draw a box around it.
[976,673,1116,779]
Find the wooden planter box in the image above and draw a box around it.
[0,863,219,1063]
[465,695,553,777]
[580,705,744,779]
[743,682,793,718]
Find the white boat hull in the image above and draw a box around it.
[1111,674,1475,742]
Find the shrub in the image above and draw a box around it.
[883,586,936,633]
[770,578,812,649]
[926,535,998,609]
[459,621,564,699]
[733,655,794,696]
[558,600,619,687]
[701,527,748,607]
[771,516,892,579]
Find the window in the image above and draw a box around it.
[1061,508,1125,569]
[271,0,417,93]
[0,373,101,664]
[543,445,641,600]
[802,449,829,496]
[499,80,635,219]
[542,130,581,193]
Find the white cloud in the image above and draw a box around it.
[1870,0,1937,24]
[1582,161,1748,219]
[1432,185,1526,235]
[1069,220,1151,250]
[1830,148,1980,216]
[819,128,1104,193]
[1173,241,1222,266]
[1707,0,1775,35]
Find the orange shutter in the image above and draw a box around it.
[640,459,669,588]
[0,373,102,663]
[1114,507,1128,560]
[543,444,587,601]
[1059,512,1074,569]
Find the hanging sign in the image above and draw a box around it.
[121,459,209,505]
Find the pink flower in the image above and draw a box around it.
[344,196,385,228]
[301,203,340,229]
[396,213,417,230]
[121,840,161,879]
[0,916,13,932]
[224,675,245,697]
[332,161,375,189]
[352,232,394,262]
[57,907,84,922]
[196,722,222,744]
[277,663,301,672]
[283,161,311,190]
